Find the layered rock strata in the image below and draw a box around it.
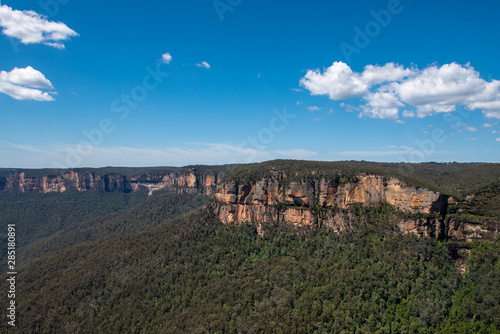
[0,170,218,196]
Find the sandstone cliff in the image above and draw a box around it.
[215,174,445,221]
[1,165,497,241]
[213,174,496,241]
[0,169,219,196]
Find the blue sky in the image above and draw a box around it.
[0,0,499,168]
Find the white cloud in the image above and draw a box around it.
[453,122,478,133]
[361,63,412,85]
[0,66,55,101]
[395,63,482,106]
[301,61,500,120]
[300,61,370,100]
[290,88,302,92]
[1,66,53,88]
[394,120,405,124]
[455,123,477,132]
[306,106,322,111]
[497,138,500,142]
[468,138,478,141]
[470,100,500,119]
[415,104,456,118]
[0,4,78,48]
[4,142,54,154]
[196,61,211,69]
[483,123,493,128]
[340,102,359,113]
[402,109,415,118]
[360,90,403,120]
[162,52,172,64]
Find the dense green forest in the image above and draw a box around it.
[1,161,499,333]
[1,204,499,333]
[19,192,206,262]
[459,181,500,218]
[0,190,148,251]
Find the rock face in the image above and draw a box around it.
[2,167,497,241]
[215,174,445,222]
[1,170,219,196]
[213,174,498,240]
[216,175,446,213]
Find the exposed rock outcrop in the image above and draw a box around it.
[2,166,498,241]
[215,174,446,224]
[213,174,498,240]
[1,170,219,196]
[216,175,445,214]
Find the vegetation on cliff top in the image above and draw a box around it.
[1,160,499,201]
[0,161,498,333]
[0,163,238,179]
[0,166,180,178]
[222,160,500,199]
[460,181,500,218]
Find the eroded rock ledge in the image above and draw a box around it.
[0,170,218,196]
[214,174,497,241]
[1,168,497,240]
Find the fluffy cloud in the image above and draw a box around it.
[469,100,500,119]
[196,61,211,69]
[162,52,172,64]
[402,109,415,118]
[300,61,370,100]
[361,63,412,85]
[361,90,403,120]
[0,66,55,101]
[393,63,498,118]
[301,61,500,120]
[0,5,78,48]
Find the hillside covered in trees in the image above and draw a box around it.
[1,204,499,333]
[0,160,499,333]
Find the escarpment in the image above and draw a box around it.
[1,162,498,241]
[215,175,445,219]
[213,173,497,241]
[0,169,220,196]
